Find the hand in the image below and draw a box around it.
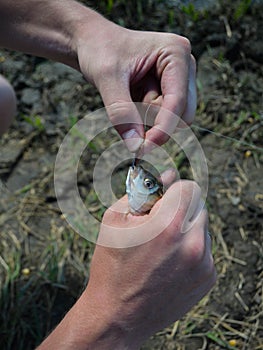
[83,179,216,348]
[0,2,196,151]
[75,17,196,153]
[37,176,216,350]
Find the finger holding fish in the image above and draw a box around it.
[159,168,178,190]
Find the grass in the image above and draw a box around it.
[0,221,93,349]
[234,0,252,21]
[180,3,201,22]
[1,0,263,349]
[22,114,45,132]
[1,115,262,349]
[0,173,94,349]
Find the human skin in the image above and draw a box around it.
[0,0,196,152]
[0,2,216,348]
[0,75,16,135]
[37,178,216,350]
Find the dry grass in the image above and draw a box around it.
[1,0,262,349]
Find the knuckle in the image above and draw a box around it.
[153,131,170,146]
[178,36,192,54]
[166,34,191,54]
[188,238,206,266]
[106,102,133,126]
[160,33,192,56]
[181,180,201,198]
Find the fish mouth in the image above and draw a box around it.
[126,165,141,194]
[126,162,164,215]
[129,165,139,178]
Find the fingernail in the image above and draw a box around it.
[122,129,144,153]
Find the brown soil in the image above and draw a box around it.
[0,1,262,349]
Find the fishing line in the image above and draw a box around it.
[141,103,262,152]
[191,124,263,152]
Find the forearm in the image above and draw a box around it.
[37,288,135,350]
[0,0,107,70]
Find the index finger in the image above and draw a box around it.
[144,55,196,152]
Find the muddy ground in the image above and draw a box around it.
[0,1,262,349]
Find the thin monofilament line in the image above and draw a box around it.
[192,124,263,152]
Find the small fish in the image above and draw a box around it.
[126,163,163,215]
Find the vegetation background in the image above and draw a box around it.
[0,0,262,349]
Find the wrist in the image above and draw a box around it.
[38,286,139,350]
[71,7,127,85]
[73,288,130,350]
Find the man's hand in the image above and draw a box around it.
[0,1,196,151]
[76,19,196,153]
[38,179,216,350]
[86,180,215,347]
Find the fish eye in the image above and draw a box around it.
[144,178,155,189]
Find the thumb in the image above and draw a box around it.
[99,79,145,152]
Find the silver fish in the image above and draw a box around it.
[126,163,163,215]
